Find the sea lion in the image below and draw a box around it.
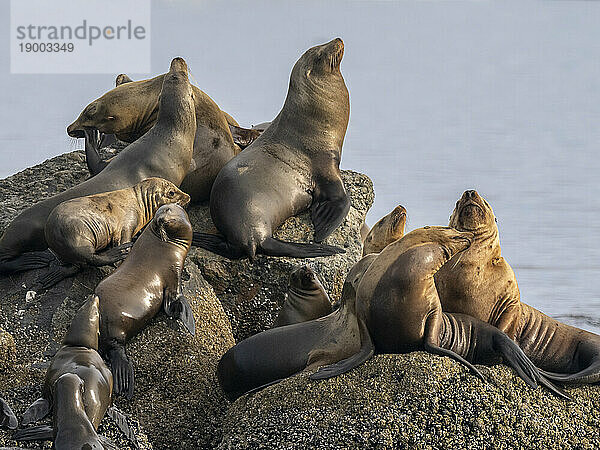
[67,71,261,201]
[312,226,568,399]
[0,57,196,275]
[31,178,190,291]
[436,189,600,384]
[362,205,407,255]
[193,38,351,260]
[13,295,122,449]
[96,203,195,398]
[274,265,333,327]
[360,222,370,242]
[0,398,17,430]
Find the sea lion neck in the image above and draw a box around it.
[63,295,100,350]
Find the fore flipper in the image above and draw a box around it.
[259,237,345,258]
[84,128,110,176]
[106,343,135,399]
[88,242,133,266]
[424,341,486,382]
[13,424,54,441]
[310,318,374,380]
[21,397,50,426]
[311,174,350,242]
[191,233,246,259]
[229,125,262,149]
[0,251,56,274]
[31,263,81,291]
[164,293,196,335]
[0,397,17,430]
[106,405,140,449]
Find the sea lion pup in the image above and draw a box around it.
[13,296,123,449]
[96,203,195,398]
[0,57,196,275]
[312,226,568,399]
[436,190,600,385]
[274,265,333,327]
[0,398,17,430]
[362,205,407,255]
[193,38,351,260]
[31,178,191,291]
[68,70,261,201]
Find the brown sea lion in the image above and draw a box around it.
[67,71,261,201]
[193,38,350,260]
[436,189,600,384]
[274,265,333,327]
[362,205,407,255]
[96,203,194,398]
[0,57,196,275]
[360,222,370,242]
[30,178,190,291]
[312,226,567,399]
[13,295,128,449]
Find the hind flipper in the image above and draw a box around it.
[106,406,139,449]
[0,397,17,430]
[191,233,246,259]
[311,174,350,242]
[107,344,135,399]
[31,263,81,291]
[13,424,54,441]
[164,293,196,336]
[99,435,119,450]
[89,242,133,266]
[539,363,600,385]
[21,397,50,426]
[229,125,262,148]
[259,237,345,258]
[310,318,374,380]
[0,251,56,274]
[84,128,109,176]
[424,341,486,382]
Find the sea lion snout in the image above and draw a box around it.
[290,265,317,288]
[67,122,85,138]
[169,57,188,74]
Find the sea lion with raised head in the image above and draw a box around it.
[362,205,407,255]
[436,189,600,385]
[96,203,195,398]
[311,226,568,399]
[0,57,196,275]
[193,38,351,260]
[68,71,261,201]
[274,265,333,327]
[31,178,190,291]
[13,295,127,449]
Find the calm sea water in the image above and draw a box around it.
[0,1,598,332]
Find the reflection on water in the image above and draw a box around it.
[0,1,598,332]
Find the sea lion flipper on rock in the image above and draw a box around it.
[106,405,140,448]
[12,425,54,441]
[311,172,351,243]
[0,250,56,274]
[539,360,600,385]
[21,397,50,426]
[0,397,17,430]
[310,317,374,380]
[163,292,196,336]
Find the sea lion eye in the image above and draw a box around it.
[107,116,115,121]
[168,190,175,197]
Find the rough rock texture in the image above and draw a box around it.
[0,328,16,372]
[0,147,372,448]
[219,353,600,449]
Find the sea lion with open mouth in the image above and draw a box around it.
[0,57,196,275]
[193,38,351,260]
[436,189,600,385]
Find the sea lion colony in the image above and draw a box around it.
[0,38,596,447]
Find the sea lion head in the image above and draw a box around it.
[157,57,196,130]
[53,373,104,450]
[62,295,100,350]
[289,265,320,291]
[418,226,473,261]
[363,205,407,255]
[152,203,193,246]
[449,190,496,233]
[283,38,349,147]
[138,177,191,209]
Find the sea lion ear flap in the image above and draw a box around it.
[115,74,133,87]
[164,294,196,336]
[229,125,262,149]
